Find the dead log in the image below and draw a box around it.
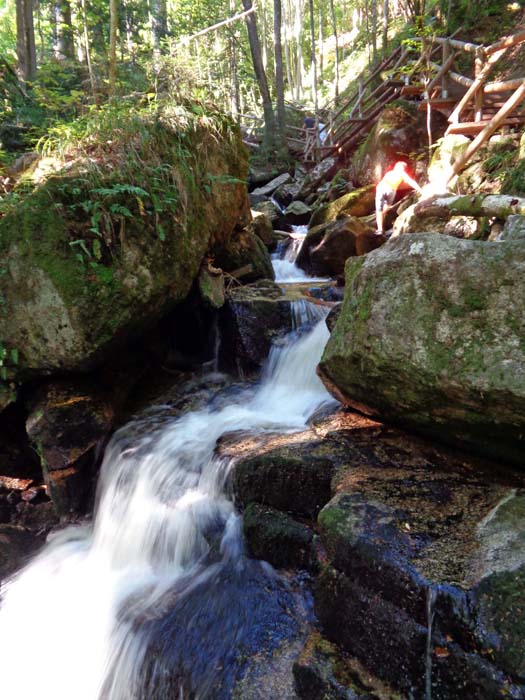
[414,193,525,219]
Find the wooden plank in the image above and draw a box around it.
[446,117,524,136]
[418,98,458,110]
[400,85,425,96]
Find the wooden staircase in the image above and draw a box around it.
[308,29,525,177]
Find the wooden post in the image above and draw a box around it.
[448,47,508,125]
[442,40,450,98]
[474,48,484,122]
[448,80,525,183]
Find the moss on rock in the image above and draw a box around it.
[0,104,250,382]
[319,233,525,465]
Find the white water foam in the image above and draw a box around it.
[272,225,328,284]
[0,308,335,700]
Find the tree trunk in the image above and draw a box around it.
[294,0,303,100]
[283,0,294,93]
[308,0,318,117]
[54,0,74,59]
[16,0,37,82]
[274,0,286,142]
[242,0,276,151]
[382,0,389,51]
[329,0,339,99]
[151,0,167,75]
[229,0,241,117]
[371,0,378,63]
[318,4,324,82]
[80,0,96,100]
[108,0,118,94]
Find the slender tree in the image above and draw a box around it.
[308,0,318,117]
[108,0,118,93]
[80,0,96,99]
[241,0,276,151]
[151,0,167,74]
[54,0,74,59]
[382,0,389,50]
[329,0,339,98]
[16,0,37,81]
[274,0,286,142]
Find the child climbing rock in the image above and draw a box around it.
[375,161,423,235]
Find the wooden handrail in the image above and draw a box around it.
[448,47,508,123]
[432,36,483,54]
[449,71,474,88]
[448,80,525,182]
[485,30,525,55]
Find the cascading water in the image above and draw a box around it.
[272,225,326,283]
[0,303,334,700]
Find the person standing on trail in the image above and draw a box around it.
[375,161,423,235]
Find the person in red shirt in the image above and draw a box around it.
[375,161,423,235]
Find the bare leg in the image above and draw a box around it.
[376,207,384,233]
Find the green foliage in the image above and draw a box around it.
[2,98,240,279]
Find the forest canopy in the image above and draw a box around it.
[0,0,522,161]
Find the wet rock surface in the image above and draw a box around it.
[25,381,114,516]
[220,280,301,372]
[243,503,314,570]
[227,408,525,699]
[0,525,46,583]
[125,558,312,700]
[296,216,379,277]
[213,227,275,284]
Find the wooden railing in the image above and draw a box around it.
[236,30,525,173]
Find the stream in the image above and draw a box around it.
[0,241,334,699]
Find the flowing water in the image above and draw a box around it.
[0,304,334,700]
[272,225,328,284]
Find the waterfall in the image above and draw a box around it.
[0,305,335,700]
[272,225,328,283]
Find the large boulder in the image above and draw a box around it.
[314,430,525,699]
[318,233,525,465]
[351,100,447,187]
[296,216,380,277]
[234,444,334,519]
[220,280,294,371]
[308,186,375,229]
[25,381,114,515]
[213,227,275,283]
[0,107,250,393]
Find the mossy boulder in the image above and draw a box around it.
[351,101,447,187]
[243,502,314,570]
[0,107,250,387]
[318,233,525,465]
[234,444,334,518]
[314,447,525,698]
[296,216,379,277]
[309,186,375,229]
[213,227,274,283]
[220,280,293,371]
[247,210,274,247]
